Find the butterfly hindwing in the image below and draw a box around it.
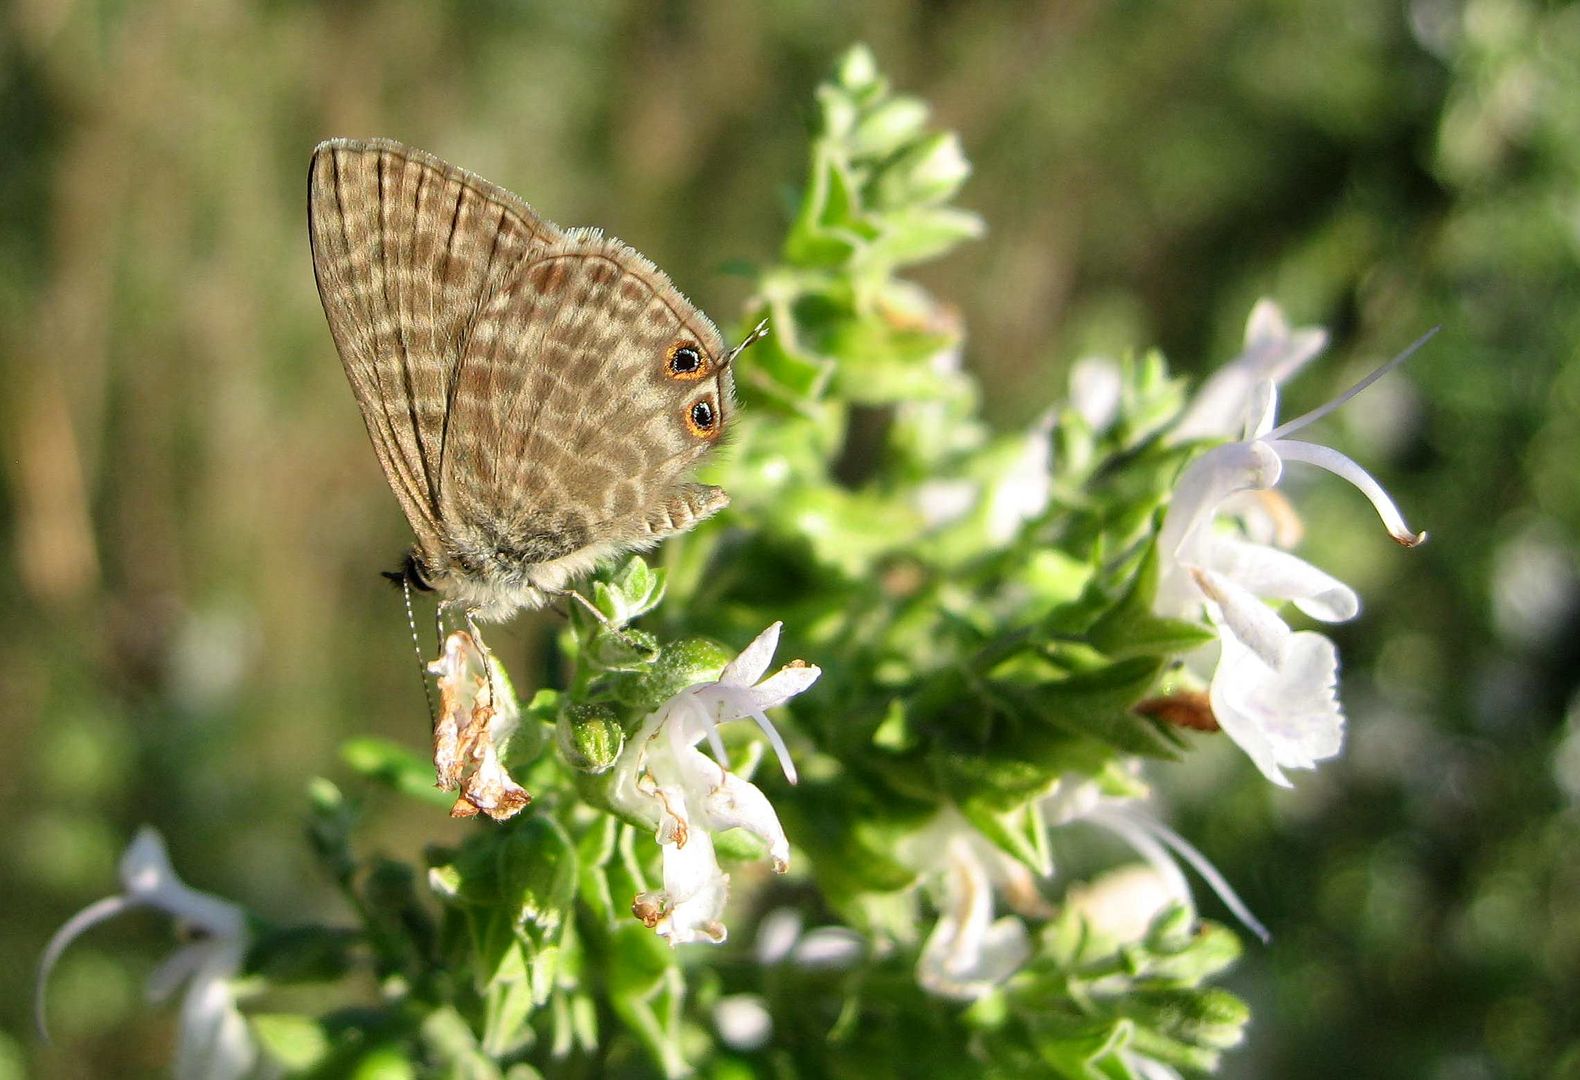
[437,230,733,571]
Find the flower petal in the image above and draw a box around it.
[1268,439,1426,546]
[1172,300,1326,441]
[1211,630,1344,787]
[1158,441,1283,571]
[1071,356,1123,431]
[689,757,791,873]
[656,828,730,945]
[1193,566,1292,670]
[173,940,255,1080]
[121,827,246,938]
[718,621,782,688]
[1241,379,1279,441]
[1207,536,1359,622]
[916,841,1029,1000]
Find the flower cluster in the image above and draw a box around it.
[611,622,820,944]
[1155,302,1427,785]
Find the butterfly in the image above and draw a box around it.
[308,138,760,622]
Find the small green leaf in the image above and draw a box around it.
[251,1014,331,1071]
[340,739,452,808]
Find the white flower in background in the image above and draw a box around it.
[1046,775,1269,943]
[38,827,261,1080]
[896,809,1044,1000]
[1070,355,1123,432]
[916,414,1053,543]
[1156,329,1431,786]
[611,622,819,945]
[1172,299,1328,442]
[753,908,867,969]
[899,779,1269,1000]
[985,414,1054,543]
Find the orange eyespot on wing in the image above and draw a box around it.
[685,396,721,440]
[665,340,713,381]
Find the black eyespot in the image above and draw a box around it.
[691,400,715,429]
[670,346,701,374]
[666,340,709,380]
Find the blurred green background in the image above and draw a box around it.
[3,1,1577,1077]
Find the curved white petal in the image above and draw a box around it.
[1206,535,1359,622]
[1268,439,1426,546]
[172,940,255,1080]
[915,841,1030,1000]
[1193,567,1292,670]
[1242,379,1279,440]
[690,756,791,873]
[36,893,136,1039]
[1211,631,1345,787]
[1158,441,1283,567]
[658,829,729,945]
[719,621,782,688]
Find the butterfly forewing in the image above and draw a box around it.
[309,138,735,616]
[309,139,562,564]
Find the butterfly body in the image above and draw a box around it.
[308,139,735,621]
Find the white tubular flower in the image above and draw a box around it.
[899,779,1269,999]
[1173,298,1328,442]
[38,827,260,1080]
[897,809,1044,1001]
[612,622,820,945]
[1156,329,1430,786]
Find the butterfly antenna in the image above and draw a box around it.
[720,319,770,371]
[401,567,437,726]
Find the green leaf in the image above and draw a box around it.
[996,657,1180,759]
[1086,543,1216,660]
[252,1014,332,1071]
[340,739,452,808]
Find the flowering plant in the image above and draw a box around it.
[42,47,1425,1078]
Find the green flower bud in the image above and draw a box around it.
[647,637,734,702]
[850,96,930,158]
[557,702,625,774]
[875,132,970,208]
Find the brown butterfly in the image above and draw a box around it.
[308,139,760,622]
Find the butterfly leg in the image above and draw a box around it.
[539,584,659,662]
[462,610,503,707]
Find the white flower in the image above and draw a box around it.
[38,827,261,1080]
[1156,329,1430,786]
[985,414,1054,543]
[611,622,820,945]
[1070,356,1124,432]
[896,809,1044,1001]
[1172,298,1328,442]
[898,781,1269,999]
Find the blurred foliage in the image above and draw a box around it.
[2,2,1578,1079]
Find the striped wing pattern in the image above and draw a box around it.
[308,139,732,610]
